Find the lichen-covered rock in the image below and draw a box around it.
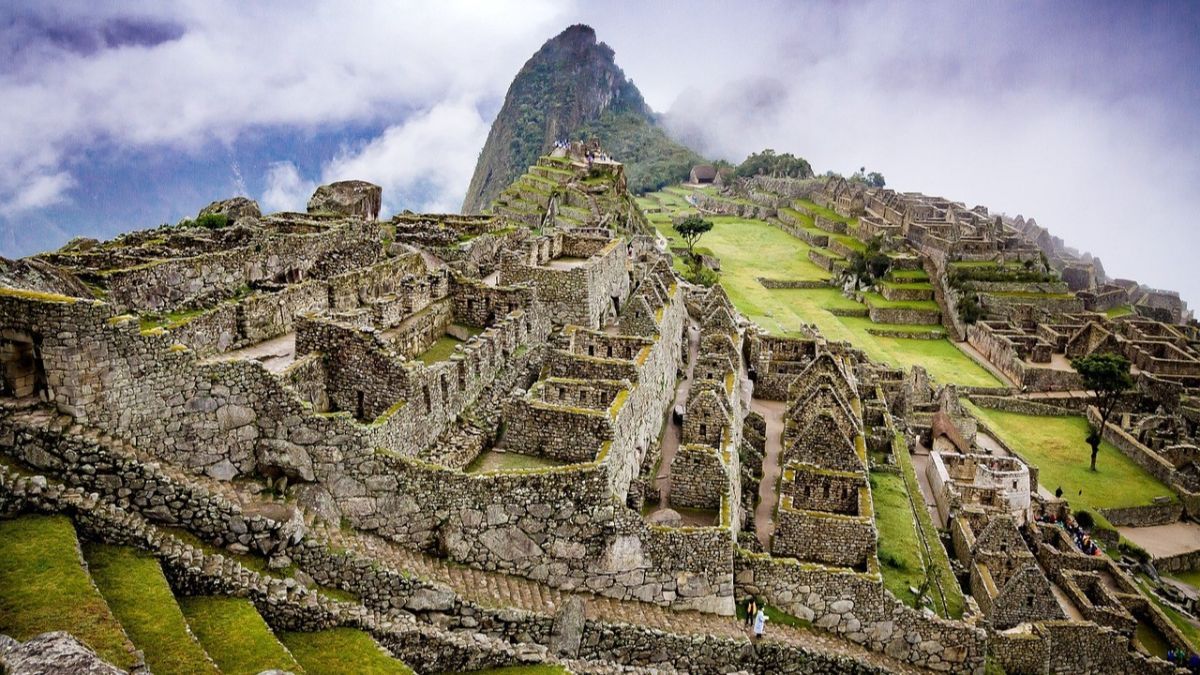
[198,196,261,220]
[307,181,382,220]
[0,632,126,675]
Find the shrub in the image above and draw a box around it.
[682,262,718,287]
[195,213,230,229]
[1119,540,1150,563]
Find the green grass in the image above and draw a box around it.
[465,450,568,473]
[735,601,812,629]
[279,628,413,674]
[871,470,927,609]
[84,543,218,674]
[0,515,137,670]
[880,280,934,291]
[891,435,966,618]
[965,404,1176,524]
[863,292,940,311]
[417,335,463,364]
[1166,569,1200,589]
[645,188,1000,388]
[180,596,303,675]
[1106,304,1135,318]
[888,269,930,281]
[1136,577,1200,651]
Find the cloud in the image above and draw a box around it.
[576,0,1200,305]
[0,0,569,215]
[321,100,490,214]
[0,171,75,215]
[260,161,315,213]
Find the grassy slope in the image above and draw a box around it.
[466,450,568,473]
[870,470,927,609]
[180,596,303,675]
[84,543,219,675]
[418,335,463,364]
[644,189,1000,387]
[279,628,414,675]
[0,515,137,670]
[965,403,1176,516]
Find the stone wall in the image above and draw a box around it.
[669,444,728,510]
[735,551,986,673]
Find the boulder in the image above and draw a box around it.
[199,196,261,220]
[0,632,126,675]
[307,181,382,220]
[548,595,586,657]
[645,508,682,527]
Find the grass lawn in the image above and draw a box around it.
[279,628,413,674]
[870,470,927,609]
[1106,305,1135,318]
[0,515,137,670]
[965,404,1176,524]
[465,449,568,473]
[888,270,930,281]
[418,335,463,364]
[180,596,303,675]
[644,189,1001,388]
[84,543,218,674]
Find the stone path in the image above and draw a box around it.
[908,442,944,526]
[208,332,296,372]
[1119,521,1200,558]
[752,398,786,549]
[950,341,1016,388]
[651,321,699,508]
[8,407,926,673]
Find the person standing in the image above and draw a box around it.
[744,598,758,628]
[753,606,768,641]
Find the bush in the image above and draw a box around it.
[1073,509,1095,530]
[958,293,983,324]
[195,213,230,229]
[682,262,718,287]
[1119,540,1150,563]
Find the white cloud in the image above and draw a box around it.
[260,161,315,213]
[0,171,75,215]
[321,100,490,215]
[0,0,571,215]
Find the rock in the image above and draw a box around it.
[216,404,256,431]
[480,527,544,561]
[255,439,315,482]
[0,631,125,675]
[645,508,682,527]
[198,196,261,220]
[405,585,456,612]
[598,535,645,573]
[548,596,586,658]
[206,459,238,482]
[307,181,382,220]
[295,484,342,526]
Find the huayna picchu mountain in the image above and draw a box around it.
[461,24,703,213]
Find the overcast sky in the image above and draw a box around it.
[2,0,1197,306]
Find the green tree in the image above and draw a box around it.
[867,171,886,188]
[846,236,891,287]
[674,214,713,257]
[1070,353,1134,471]
[734,149,813,179]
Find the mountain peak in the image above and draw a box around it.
[461,25,699,213]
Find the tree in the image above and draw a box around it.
[674,214,713,257]
[846,236,891,287]
[867,171,886,188]
[1070,353,1133,471]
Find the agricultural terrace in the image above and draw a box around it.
[964,402,1176,528]
[640,187,1001,387]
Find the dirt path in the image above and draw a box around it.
[752,398,787,549]
[652,321,700,507]
[909,441,944,526]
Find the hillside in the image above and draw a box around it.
[461,24,703,213]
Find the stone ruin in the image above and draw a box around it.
[0,151,1195,674]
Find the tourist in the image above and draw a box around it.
[744,598,758,628]
[753,606,768,641]
[1055,485,1063,498]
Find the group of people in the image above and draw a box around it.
[1165,648,1200,670]
[742,598,768,641]
[1035,510,1102,556]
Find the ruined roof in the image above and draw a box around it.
[931,410,971,454]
